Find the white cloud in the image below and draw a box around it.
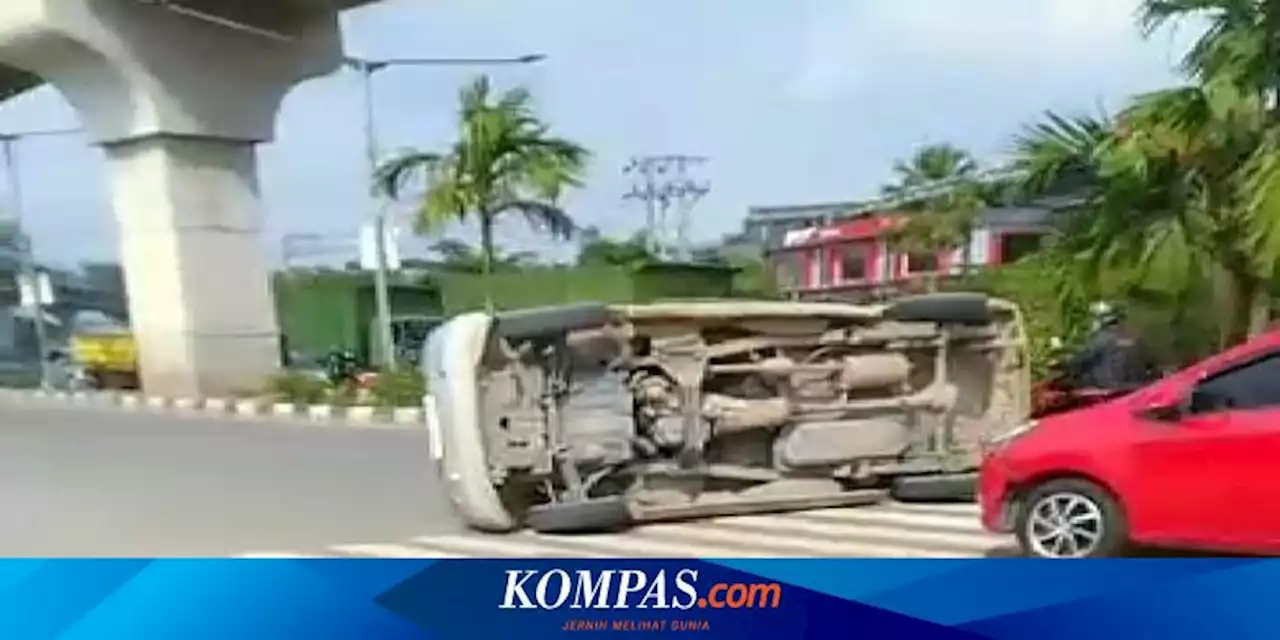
[785,0,1187,102]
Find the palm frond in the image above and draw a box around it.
[1238,130,1280,279]
[1010,111,1112,198]
[495,199,577,241]
[1138,0,1269,86]
[372,151,444,200]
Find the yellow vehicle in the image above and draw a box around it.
[69,318,139,390]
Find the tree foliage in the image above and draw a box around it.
[880,143,987,290]
[576,229,656,269]
[1008,0,1280,347]
[429,238,535,273]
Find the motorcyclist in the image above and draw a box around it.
[1060,302,1156,391]
[323,346,360,387]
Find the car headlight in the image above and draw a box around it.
[982,420,1039,452]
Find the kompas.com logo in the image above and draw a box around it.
[499,568,782,610]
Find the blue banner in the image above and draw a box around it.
[0,558,1272,639]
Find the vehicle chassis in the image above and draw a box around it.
[424,292,1030,533]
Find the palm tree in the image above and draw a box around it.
[880,144,986,286]
[1012,82,1271,345]
[1133,0,1280,337]
[1136,1,1276,95]
[1009,0,1280,343]
[373,75,589,309]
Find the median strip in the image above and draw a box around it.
[0,388,424,428]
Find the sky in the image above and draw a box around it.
[0,0,1200,268]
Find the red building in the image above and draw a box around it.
[769,208,1054,299]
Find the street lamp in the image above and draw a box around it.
[0,126,81,390]
[346,53,547,372]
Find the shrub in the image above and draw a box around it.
[266,372,329,405]
[948,259,1093,380]
[369,369,427,408]
[327,382,360,407]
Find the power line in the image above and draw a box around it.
[622,154,710,260]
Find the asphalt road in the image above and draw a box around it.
[0,402,458,557]
[0,401,1243,559]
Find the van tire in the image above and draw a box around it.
[886,292,991,325]
[492,304,612,342]
[524,496,632,534]
[890,473,977,502]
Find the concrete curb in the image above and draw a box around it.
[0,388,424,428]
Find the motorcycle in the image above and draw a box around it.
[1031,370,1123,418]
[1031,343,1157,419]
[322,348,362,389]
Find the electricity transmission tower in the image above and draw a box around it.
[623,154,710,260]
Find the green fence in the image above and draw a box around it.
[273,272,443,366]
[431,262,740,314]
[271,262,741,367]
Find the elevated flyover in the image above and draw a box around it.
[0,0,381,396]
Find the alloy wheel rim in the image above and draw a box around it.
[1026,492,1104,558]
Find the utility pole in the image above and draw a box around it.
[669,156,711,260]
[346,53,546,372]
[0,127,80,390]
[622,158,661,255]
[623,154,710,260]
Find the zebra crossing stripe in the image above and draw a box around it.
[687,513,999,556]
[234,502,1012,559]
[329,543,462,558]
[236,552,321,558]
[625,520,964,558]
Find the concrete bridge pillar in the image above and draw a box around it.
[0,0,351,396]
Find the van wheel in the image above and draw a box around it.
[890,473,977,502]
[885,292,991,325]
[492,304,612,342]
[1015,478,1128,558]
[524,496,632,534]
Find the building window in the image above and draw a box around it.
[999,232,1047,264]
[905,252,938,274]
[839,245,868,282]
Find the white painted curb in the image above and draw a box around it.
[234,399,264,416]
[392,407,423,424]
[306,404,333,421]
[0,389,423,429]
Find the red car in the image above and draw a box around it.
[980,329,1280,558]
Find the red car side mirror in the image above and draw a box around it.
[1134,385,1190,422]
[1139,399,1185,422]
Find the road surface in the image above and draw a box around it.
[0,402,459,557]
[0,401,1020,558]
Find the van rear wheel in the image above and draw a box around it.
[525,496,632,534]
[1015,478,1128,558]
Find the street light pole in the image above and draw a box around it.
[355,61,397,373]
[347,53,546,372]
